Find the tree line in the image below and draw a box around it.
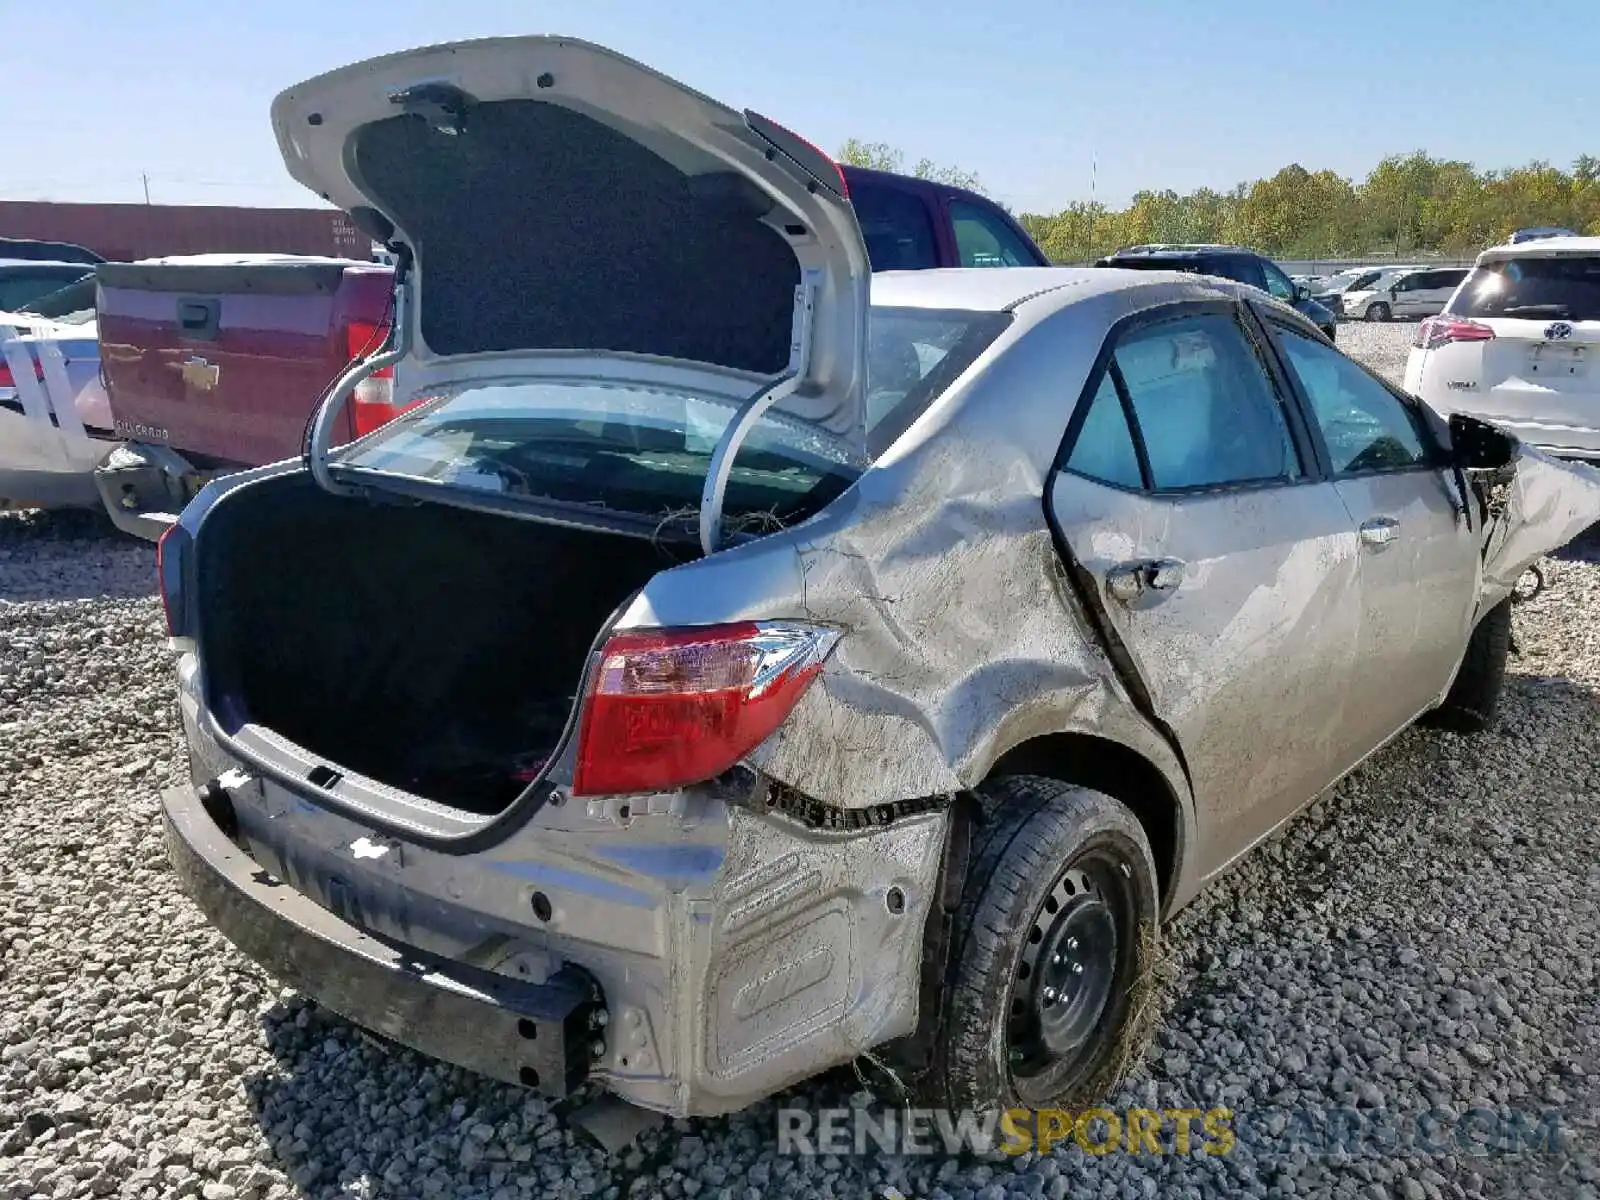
[835,142,1600,264]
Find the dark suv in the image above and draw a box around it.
[1094,244,1338,340]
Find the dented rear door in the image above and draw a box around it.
[1045,302,1367,874]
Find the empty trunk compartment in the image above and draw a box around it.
[196,476,691,814]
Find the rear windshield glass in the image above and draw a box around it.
[338,305,1009,534]
[1448,256,1600,322]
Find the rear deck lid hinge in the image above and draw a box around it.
[698,272,819,556]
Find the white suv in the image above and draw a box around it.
[1344,266,1470,322]
[1405,237,1600,459]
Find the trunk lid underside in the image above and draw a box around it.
[270,35,871,449]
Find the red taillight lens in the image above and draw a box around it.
[347,319,392,363]
[0,355,43,389]
[155,523,189,637]
[572,621,840,797]
[1415,317,1495,351]
[345,318,419,436]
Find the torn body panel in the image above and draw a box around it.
[619,279,1210,889]
[1477,444,1600,611]
[173,652,947,1117]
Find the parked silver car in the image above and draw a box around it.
[156,36,1600,1121]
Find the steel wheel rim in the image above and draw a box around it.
[1005,852,1135,1097]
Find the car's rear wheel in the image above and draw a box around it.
[1366,301,1391,322]
[922,777,1159,1111]
[1423,598,1512,734]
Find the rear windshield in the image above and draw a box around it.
[1448,255,1600,322]
[338,305,1009,534]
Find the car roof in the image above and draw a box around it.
[870,265,1233,313]
[1106,243,1251,258]
[840,164,994,208]
[1479,235,1600,262]
[0,258,95,271]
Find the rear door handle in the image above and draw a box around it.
[1105,558,1186,604]
[1359,517,1400,547]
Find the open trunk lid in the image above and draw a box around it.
[269,37,871,460]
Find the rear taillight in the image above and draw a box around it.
[345,319,421,436]
[155,523,191,638]
[1415,317,1495,351]
[572,621,840,797]
[0,356,43,389]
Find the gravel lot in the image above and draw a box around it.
[2,323,1597,1200]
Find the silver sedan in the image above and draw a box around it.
[154,36,1600,1122]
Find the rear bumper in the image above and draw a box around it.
[169,663,947,1117]
[161,782,602,1097]
[93,442,223,542]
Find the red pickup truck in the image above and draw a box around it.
[94,169,1047,540]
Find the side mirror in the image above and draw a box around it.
[1449,413,1517,472]
[1294,283,1312,302]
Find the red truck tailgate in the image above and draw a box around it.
[96,256,393,465]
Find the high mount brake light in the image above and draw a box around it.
[743,111,849,198]
[572,621,840,798]
[1415,317,1495,351]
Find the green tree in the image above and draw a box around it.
[848,144,1600,262]
[836,139,987,194]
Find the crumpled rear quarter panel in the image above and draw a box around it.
[618,280,1200,817]
[1480,447,1600,610]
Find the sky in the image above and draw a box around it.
[7,0,1597,216]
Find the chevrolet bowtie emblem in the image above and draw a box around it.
[180,356,219,391]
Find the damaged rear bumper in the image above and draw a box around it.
[161,783,602,1096]
[166,667,948,1117]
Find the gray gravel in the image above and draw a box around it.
[2,324,1597,1199]
[1333,318,1416,387]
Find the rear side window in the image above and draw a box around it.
[949,199,1039,267]
[1066,310,1303,492]
[850,182,940,271]
[1448,256,1600,322]
[1259,260,1298,302]
[1116,314,1301,489]
[865,307,1013,451]
[1066,375,1142,489]
[1216,256,1268,291]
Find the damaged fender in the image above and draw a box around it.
[1476,442,1600,613]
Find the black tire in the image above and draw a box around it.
[1366,301,1391,322]
[923,777,1159,1111]
[1423,598,1512,733]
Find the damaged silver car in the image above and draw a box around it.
[156,36,1600,1120]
